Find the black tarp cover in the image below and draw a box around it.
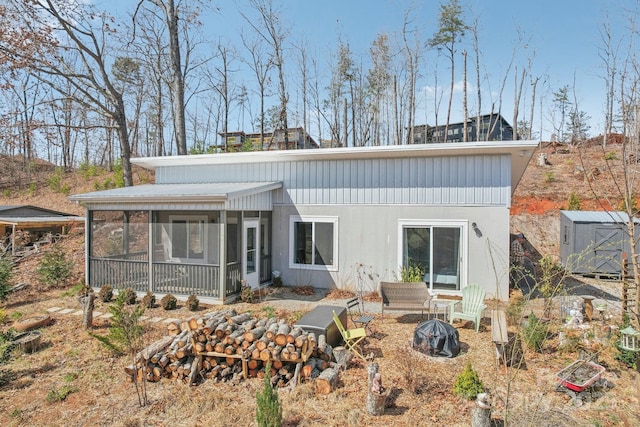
[412,319,460,358]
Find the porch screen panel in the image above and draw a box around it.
[172,220,187,258]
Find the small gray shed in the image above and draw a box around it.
[560,210,640,277]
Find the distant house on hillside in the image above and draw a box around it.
[70,140,538,305]
[218,127,319,152]
[0,205,84,255]
[413,113,515,144]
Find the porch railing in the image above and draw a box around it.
[89,257,149,293]
[260,255,272,284]
[152,262,221,298]
[89,257,243,300]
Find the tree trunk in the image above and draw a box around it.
[365,362,388,415]
[78,293,94,329]
[315,367,338,394]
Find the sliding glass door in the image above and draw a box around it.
[399,221,466,292]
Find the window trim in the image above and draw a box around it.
[169,215,208,263]
[397,219,468,293]
[289,215,339,271]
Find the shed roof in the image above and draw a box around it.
[129,141,539,191]
[0,205,76,217]
[69,182,283,204]
[560,210,640,224]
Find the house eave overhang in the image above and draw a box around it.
[130,141,539,192]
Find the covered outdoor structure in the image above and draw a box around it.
[0,205,84,255]
[69,182,281,303]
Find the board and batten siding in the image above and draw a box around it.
[155,154,511,206]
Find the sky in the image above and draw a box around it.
[105,0,639,142]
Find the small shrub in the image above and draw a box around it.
[141,291,156,309]
[398,264,425,283]
[544,172,556,182]
[272,276,283,287]
[99,285,114,303]
[29,182,37,196]
[567,192,582,210]
[256,360,282,427]
[36,246,73,287]
[506,289,525,326]
[522,312,548,352]
[0,308,6,324]
[2,189,9,197]
[89,291,145,356]
[121,288,137,305]
[46,385,78,403]
[161,294,177,310]
[241,283,254,303]
[0,257,14,302]
[186,294,199,311]
[604,151,618,160]
[453,362,485,400]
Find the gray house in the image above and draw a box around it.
[69,141,537,304]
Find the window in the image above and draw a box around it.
[170,216,206,262]
[398,220,467,292]
[289,216,338,270]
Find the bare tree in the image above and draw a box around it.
[1,0,135,185]
[243,0,290,149]
[242,34,273,149]
[135,0,188,155]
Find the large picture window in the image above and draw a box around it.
[289,216,338,270]
[399,220,467,292]
[170,216,206,262]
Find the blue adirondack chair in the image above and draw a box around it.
[449,284,487,333]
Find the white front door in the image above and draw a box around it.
[243,219,260,289]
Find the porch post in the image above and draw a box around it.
[11,224,15,256]
[148,210,153,293]
[219,211,227,301]
[85,209,90,285]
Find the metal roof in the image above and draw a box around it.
[560,210,639,223]
[69,182,283,204]
[0,216,85,227]
[130,141,539,191]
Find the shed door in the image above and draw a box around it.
[592,227,623,274]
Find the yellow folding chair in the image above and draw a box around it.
[333,310,367,361]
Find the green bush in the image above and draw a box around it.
[186,294,199,311]
[0,257,13,302]
[89,291,145,356]
[567,192,582,210]
[141,291,156,309]
[522,312,548,352]
[452,362,485,400]
[604,151,618,160]
[256,360,282,427]
[544,172,556,183]
[161,294,177,310]
[398,264,425,283]
[36,246,73,287]
[99,285,113,303]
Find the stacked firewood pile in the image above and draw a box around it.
[126,309,342,390]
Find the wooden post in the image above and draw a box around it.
[333,346,351,371]
[79,292,95,329]
[471,393,491,427]
[365,362,388,416]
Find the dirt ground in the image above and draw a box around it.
[1,142,639,427]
